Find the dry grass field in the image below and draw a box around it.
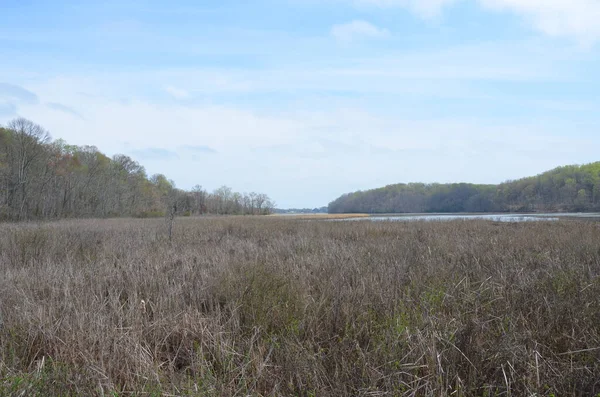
[1,216,600,396]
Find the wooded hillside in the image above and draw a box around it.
[0,118,275,221]
[328,163,600,213]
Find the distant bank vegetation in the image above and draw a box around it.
[0,118,275,221]
[329,162,600,214]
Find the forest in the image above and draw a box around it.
[0,118,275,221]
[328,162,600,213]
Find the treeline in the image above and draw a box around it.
[0,118,275,221]
[328,162,600,214]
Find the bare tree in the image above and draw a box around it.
[191,185,207,214]
[6,118,51,220]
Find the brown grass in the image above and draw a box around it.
[0,217,599,396]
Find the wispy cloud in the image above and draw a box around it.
[164,85,191,99]
[0,83,39,104]
[130,147,179,161]
[181,145,218,154]
[331,20,390,42]
[46,102,84,119]
[0,83,39,118]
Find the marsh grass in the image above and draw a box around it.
[0,217,599,396]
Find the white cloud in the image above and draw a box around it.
[350,0,600,44]
[164,85,191,99]
[331,20,390,42]
[479,0,600,45]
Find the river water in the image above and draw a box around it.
[343,213,600,223]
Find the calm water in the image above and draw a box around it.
[343,213,600,223]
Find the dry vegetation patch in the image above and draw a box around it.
[270,213,370,220]
[0,217,599,396]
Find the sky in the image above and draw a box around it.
[1,0,599,208]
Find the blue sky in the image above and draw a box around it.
[1,0,599,208]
